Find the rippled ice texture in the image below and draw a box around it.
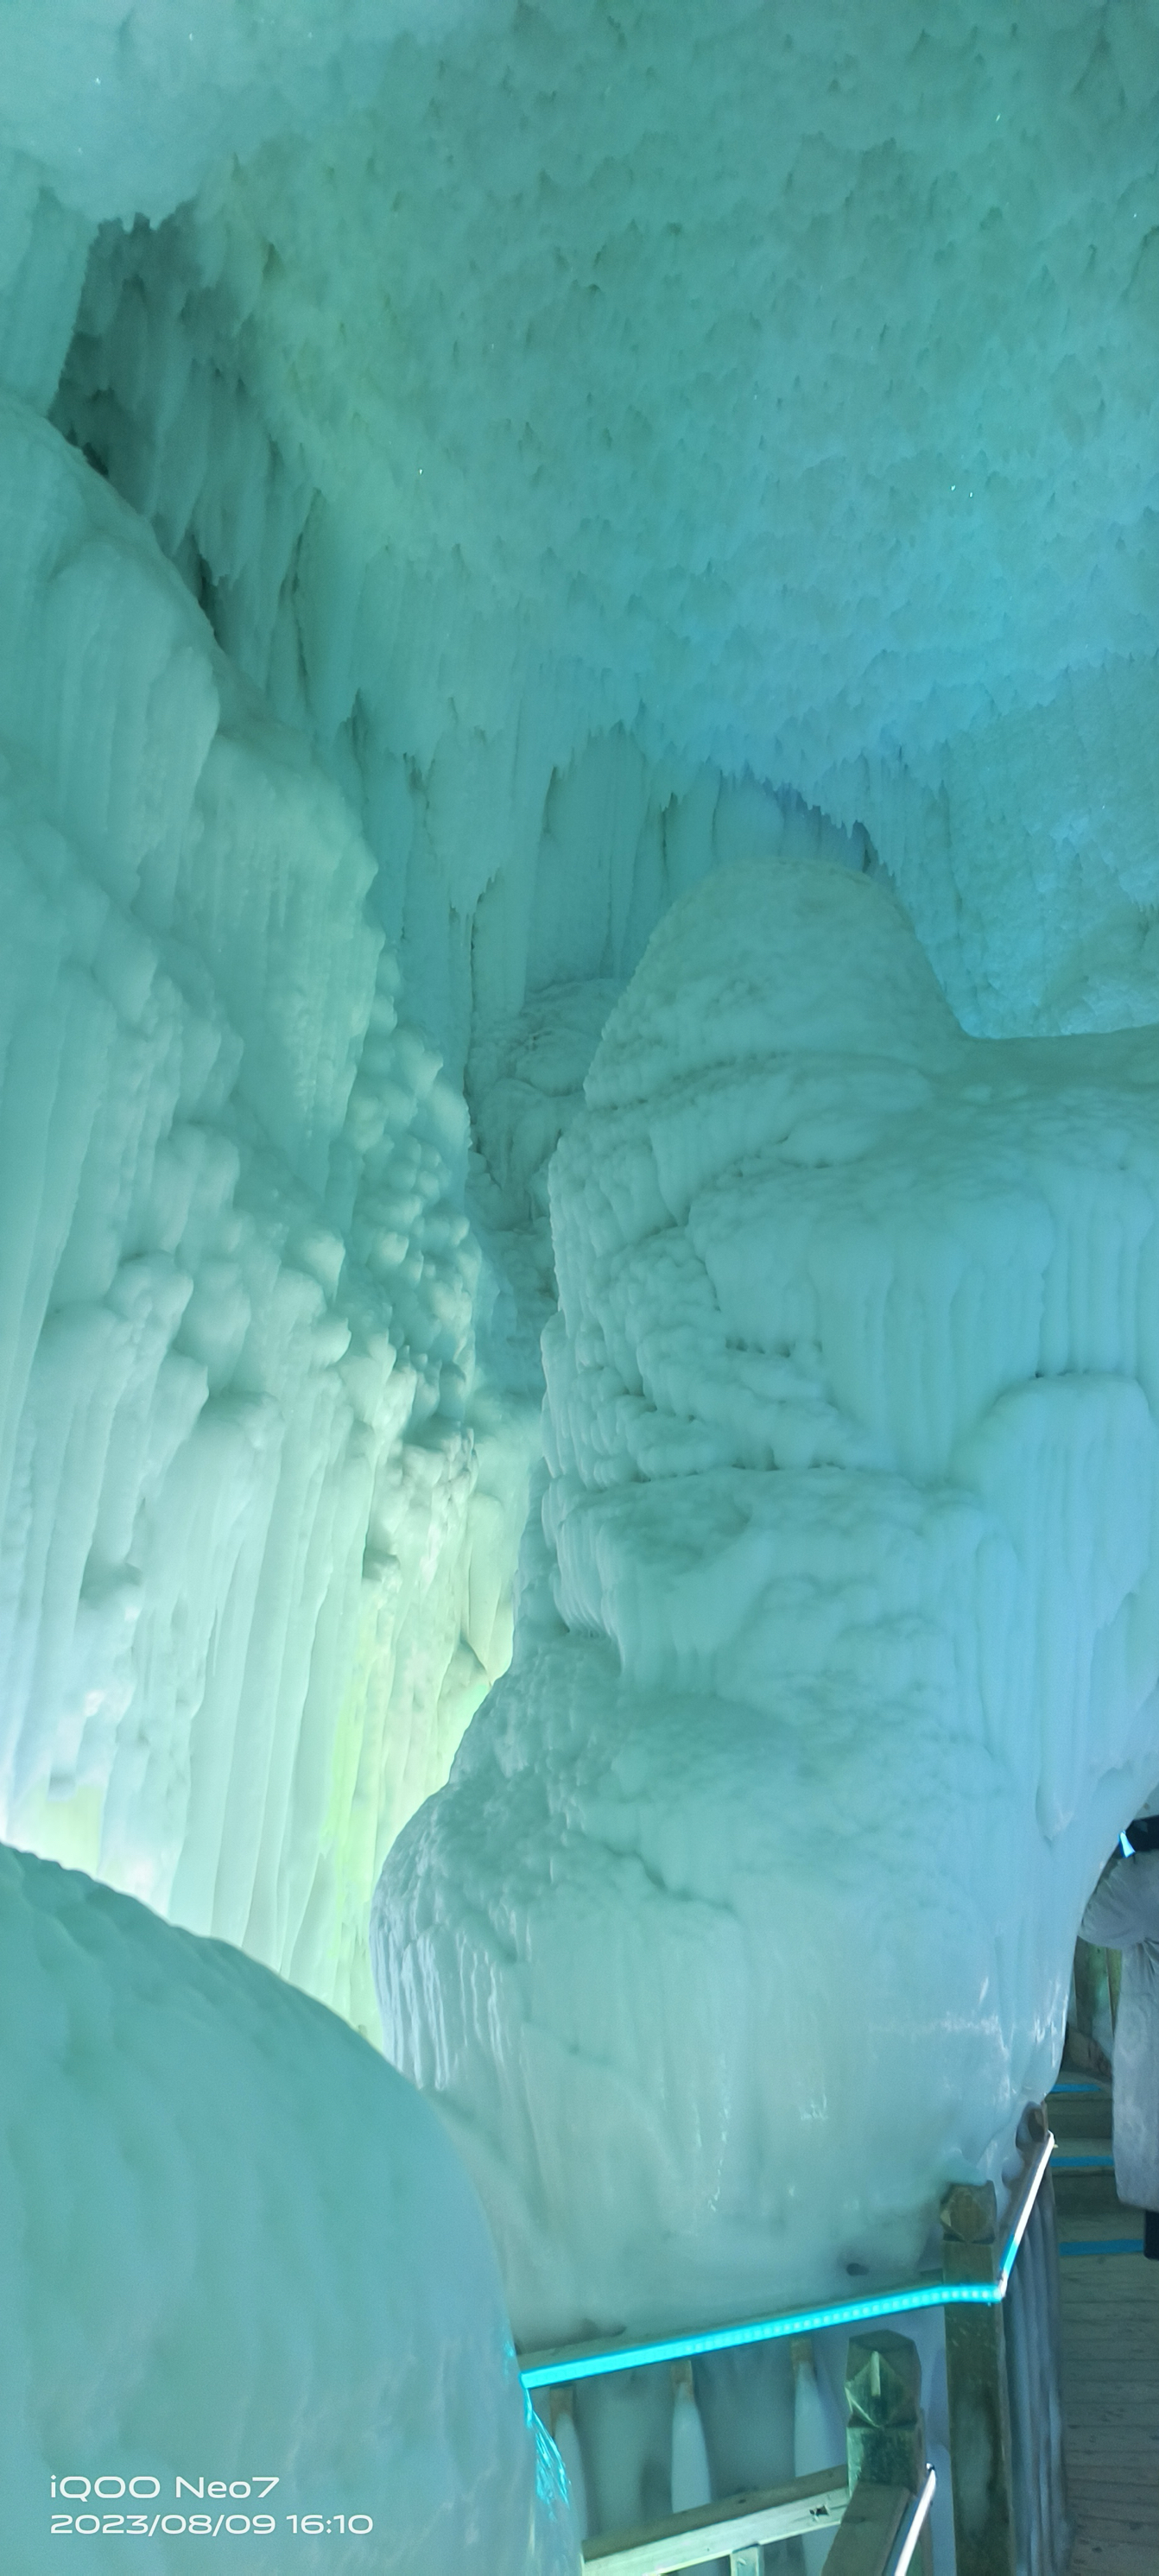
[376,859,1159,2346]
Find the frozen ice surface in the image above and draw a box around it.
[13,7,1150,2072]
[467,981,624,1387]
[0,0,489,226]
[0,1841,579,2574]
[375,859,1159,2347]
[48,0,1159,1053]
[0,391,516,2036]
[0,150,91,412]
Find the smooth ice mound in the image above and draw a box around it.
[375,858,1159,2348]
[0,1841,579,2576]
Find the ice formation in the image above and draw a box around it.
[0,392,526,2035]
[45,0,1159,1063]
[375,858,1159,2345]
[0,1843,578,2573]
[0,0,486,229]
[0,0,1154,2506]
[0,0,1151,2028]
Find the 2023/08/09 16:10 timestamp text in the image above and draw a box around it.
[49,2477,373,2536]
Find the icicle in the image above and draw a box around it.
[670,2358,712,2513]
[793,2336,838,2575]
[548,2389,589,2541]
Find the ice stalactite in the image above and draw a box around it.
[0,149,92,415]
[53,183,868,1086]
[374,857,1159,2347]
[0,389,514,2036]
[0,0,492,231]
[49,0,1159,1060]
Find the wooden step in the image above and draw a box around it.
[1050,2131,1120,2219]
[1047,2077,1112,2142]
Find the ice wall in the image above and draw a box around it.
[0,384,525,2036]
[0,1841,578,2574]
[375,859,1159,2347]
[0,3,553,2035]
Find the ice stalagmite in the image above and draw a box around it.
[375,857,1159,2347]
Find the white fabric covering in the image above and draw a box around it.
[1080,1850,1159,2213]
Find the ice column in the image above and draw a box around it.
[375,857,1159,2347]
[0,394,494,2035]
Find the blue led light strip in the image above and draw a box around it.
[518,2134,1054,2389]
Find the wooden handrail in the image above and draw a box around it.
[826,2467,937,2576]
[579,2464,849,2573]
[823,2481,909,2576]
[577,2462,937,2576]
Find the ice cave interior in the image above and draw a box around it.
[0,2,1156,2570]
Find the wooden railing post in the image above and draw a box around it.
[940,2180,1016,2576]
[825,2328,931,2576]
[1004,2106,1072,2576]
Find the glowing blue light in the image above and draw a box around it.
[520,2280,995,2388]
[1119,1829,1136,1857]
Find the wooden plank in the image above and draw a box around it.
[940,2187,1015,2576]
[1068,2536,1159,2552]
[1065,2470,1159,2493]
[1069,2553,1159,2576]
[1058,2225,1159,2570]
[1064,2487,1159,2503]
[822,2481,909,2576]
[580,2467,848,2573]
[1066,2401,1159,2421]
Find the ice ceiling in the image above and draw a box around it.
[0,0,1156,2331]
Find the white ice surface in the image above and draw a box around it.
[0,0,491,226]
[0,152,91,412]
[47,0,1159,1055]
[375,859,1159,2347]
[0,391,518,2036]
[0,1840,579,2574]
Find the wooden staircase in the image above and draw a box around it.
[1047,2071,1117,2221]
[1048,2064,1159,2572]
[1047,2063,1145,2255]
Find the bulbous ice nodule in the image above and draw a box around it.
[374,857,1159,2347]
